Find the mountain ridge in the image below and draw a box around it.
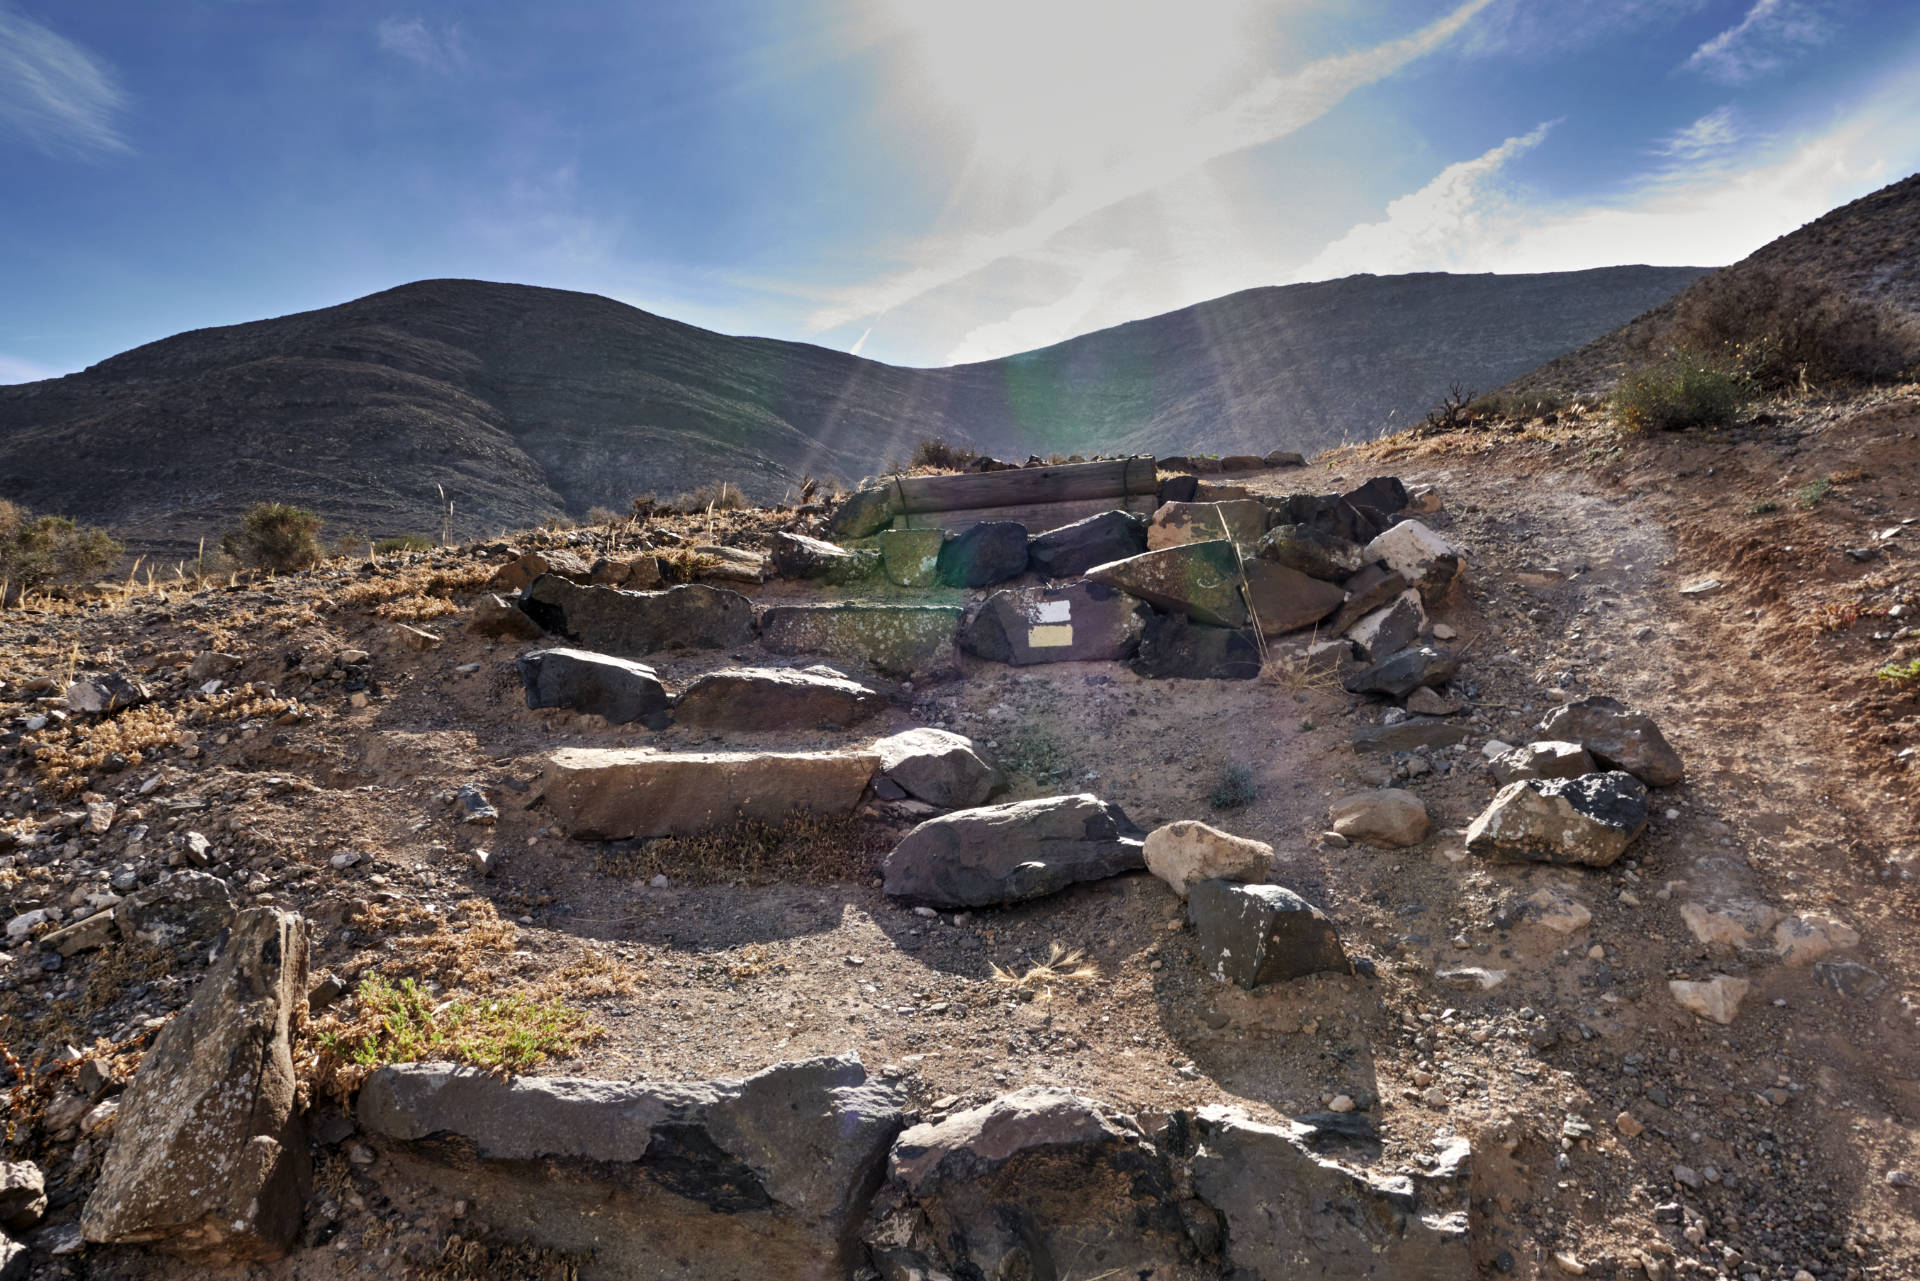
[0,266,1705,556]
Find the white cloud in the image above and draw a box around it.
[1297,74,1920,283]
[0,352,65,384]
[803,0,1493,334]
[0,5,128,157]
[376,17,467,73]
[1658,106,1741,160]
[947,248,1137,364]
[1684,0,1830,83]
[1294,121,1555,281]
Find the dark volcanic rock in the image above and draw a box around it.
[1256,523,1365,581]
[1538,695,1684,787]
[1026,509,1148,578]
[1130,612,1262,680]
[1085,540,1249,628]
[882,794,1146,908]
[759,603,961,677]
[1345,589,1426,661]
[671,666,880,731]
[519,575,755,655]
[1351,717,1468,753]
[83,908,310,1261]
[1466,771,1649,867]
[1187,880,1350,987]
[471,592,544,640]
[1343,645,1459,699]
[1329,564,1410,634]
[357,1054,904,1276]
[873,729,1002,808]
[865,1088,1192,1280]
[518,647,672,728]
[937,521,1029,588]
[957,581,1147,665]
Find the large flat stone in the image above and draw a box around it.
[1240,560,1346,637]
[671,667,881,731]
[358,1055,904,1280]
[882,793,1145,908]
[1351,716,1467,753]
[1343,645,1459,699]
[957,581,1147,665]
[519,575,756,655]
[1085,540,1249,629]
[518,647,672,727]
[1146,499,1266,551]
[769,532,877,584]
[1131,612,1261,680]
[83,908,309,1262]
[541,746,878,839]
[759,604,961,677]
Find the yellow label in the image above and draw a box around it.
[1027,624,1075,648]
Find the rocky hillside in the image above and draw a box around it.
[1504,169,1920,398]
[0,267,1701,557]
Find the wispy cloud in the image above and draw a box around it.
[0,352,65,384]
[1657,106,1741,160]
[803,0,1493,334]
[1295,121,1556,281]
[376,17,467,73]
[0,5,128,157]
[1684,0,1830,83]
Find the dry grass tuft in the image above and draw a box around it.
[991,942,1098,1000]
[371,898,521,989]
[417,1233,588,1281]
[554,945,648,998]
[595,813,889,886]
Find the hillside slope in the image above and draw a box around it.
[1504,170,1920,398]
[0,267,1701,555]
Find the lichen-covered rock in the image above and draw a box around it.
[1147,499,1266,551]
[1256,523,1365,581]
[83,908,310,1261]
[770,532,878,584]
[112,870,234,953]
[878,528,945,587]
[883,794,1145,908]
[1345,588,1426,662]
[1538,696,1684,787]
[1363,519,1463,598]
[759,603,962,677]
[1085,540,1249,629]
[0,1163,44,1234]
[1465,771,1648,867]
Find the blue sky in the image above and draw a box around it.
[4,0,1920,382]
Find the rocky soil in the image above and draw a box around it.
[2,386,1918,1280]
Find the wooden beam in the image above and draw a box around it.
[892,456,1157,515]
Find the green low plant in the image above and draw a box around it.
[1746,500,1780,515]
[373,533,436,554]
[318,974,601,1079]
[0,499,123,603]
[1877,657,1920,685]
[1796,478,1832,508]
[222,501,325,572]
[1208,761,1257,810]
[1614,351,1754,432]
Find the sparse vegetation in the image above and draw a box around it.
[1208,761,1257,810]
[996,724,1073,787]
[664,481,747,514]
[373,533,436,554]
[653,547,726,584]
[311,974,604,1101]
[223,501,325,573]
[1666,266,1920,391]
[0,499,124,604]
[1796,478,1832,508]
[910,437,982,471]
[1747,500,1780,515]
[1614,351,1754,433]
[1877,656,1920,685]
[990,943,1098,1000]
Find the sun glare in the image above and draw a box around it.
[877,0,1260,179]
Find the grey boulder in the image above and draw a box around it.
[1131,612,1262,680]
[873,728,1002,808]
[1187,879,1350,987]
[1343,646,1459,699]
[759,603,961,678]
[770,532,879,584]
[518,647,672,728]
[672,666,880,731]
[83,907,310,1261]
[937,521,1029,588]
[112,870,234,953]
[1351,716,1467,753]
[1466,771,1649,867]
[882,794,1145,908]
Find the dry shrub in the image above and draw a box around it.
[372,898,521,989]
[1666,266,1920,390]
[223,502,325,573]
[653,547,725,584]
[419,1234,587,1281]
[909,437,982,472]
[595,813,889,886]
[332,562,495,615]
[666,481,747,513]
[0,500,124,604]
[990,943,1098,1001]
[1615,351,1754,432]
[555,946,648,998]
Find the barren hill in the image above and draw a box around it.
[0,266,1702,556]
[1505,170,1920,398]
